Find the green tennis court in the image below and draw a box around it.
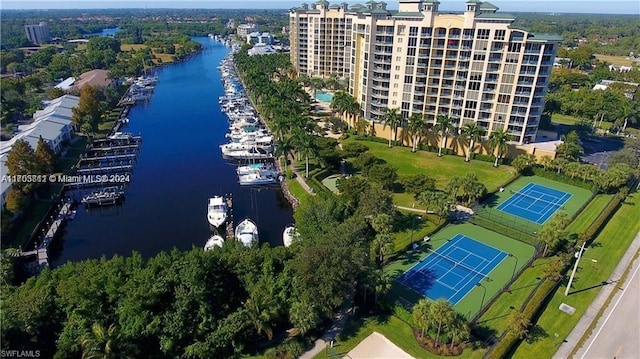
[387,223,535,319]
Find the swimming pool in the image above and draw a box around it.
[315,91,334,102]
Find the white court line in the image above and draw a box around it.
[535,191,573,224]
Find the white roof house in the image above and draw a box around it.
[0,94,79,208]
[593,80,639,99]
[54,77,75,90]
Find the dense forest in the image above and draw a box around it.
[512,13,640,55]
[0,8,289,50]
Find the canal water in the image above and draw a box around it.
[51,38,294,266]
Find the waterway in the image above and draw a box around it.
[51,37,294,266]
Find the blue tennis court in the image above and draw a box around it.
[397,234,508,304]
[497,183,572,224]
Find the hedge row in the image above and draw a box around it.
[579,194,622,242]
[532,167,597,192]
[485,279,561,359]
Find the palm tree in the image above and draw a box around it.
[245,297,275,341]
[295,131,318,178]
[309,77,325,96]
[80,322,120,359]
[418,190,438,213]
[614,101,638,134]
[373,269,392,306]
[345,97,361,130]
[412,299,433,339]
[430,299,455,347]
[448,314,470,351]
[382,108,401,148]
[461,123,484,162]
[275,137,294,172]
[407,113,425,152]
[330,91,349,118]
[487,129,511,167]
[372,233,394,265]
[435,115,455,157]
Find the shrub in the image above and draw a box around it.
[485,279,560,359]
[532,167,596,192]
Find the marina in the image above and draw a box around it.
[50,37,293,266]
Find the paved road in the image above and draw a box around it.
[577,258,640,359]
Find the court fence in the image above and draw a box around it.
[470,253,536,324]
[470,206,542,252]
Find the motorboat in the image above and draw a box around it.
[81,187,125,207]
[223,147,273,160]
[238,171,279,186]
[220,142,272,156]
[204,234,225,251]
[235,218,258,247]
[236,162,275,176]
[207,196,228,228]
[282,226,299,247]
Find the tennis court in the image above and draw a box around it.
[497,183,572,224]
[397,234,508,304]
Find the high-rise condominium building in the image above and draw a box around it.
[25,22,51,45]
[289,0,561,144]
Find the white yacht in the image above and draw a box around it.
[236,162,275,176]
[207,196,228,228]
[235,218,258,247]
[238,164,280,186]
[282,226,299,247]
[222,147,273,160]
[204,234,225,251]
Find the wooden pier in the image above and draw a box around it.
[76,165,134,174]
[19,199,74,272]
[225,194,234,239]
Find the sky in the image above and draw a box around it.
[1,0,638,14]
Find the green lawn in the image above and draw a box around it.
[475,256,553,336]
[551,113,612,130]
[313,314,485,359]
[386,223,535,319]
[477,175,594,235]
[512,191,640,358]
[341,137,516,208]
[391,212,443,256]
[566,194,614,233]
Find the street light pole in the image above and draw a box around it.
[508,253,518,280]
[410,215,421,244]
[565,241,586,296]
[476,282,486,314]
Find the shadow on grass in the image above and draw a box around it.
[525,325,548,344]
[568,280,612,296]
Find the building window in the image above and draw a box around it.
[395,65,401,70]
[397,25,406,35]
[494,30,506,40]
[477,29,490,39]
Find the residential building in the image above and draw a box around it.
[72,69,112,92]
[0,95,79,208]
[237,24,258,37]
[246,32,274,45]
[25,22,51,45]
[289,0,561,144]
[289,1,352,78]
[593,79,639,100]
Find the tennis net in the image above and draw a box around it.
[508,189,566,208]
[423,248,493,282]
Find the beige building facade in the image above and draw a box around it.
[290,0,562,144]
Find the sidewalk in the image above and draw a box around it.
[299,293,354,359]
[553,230,640,359]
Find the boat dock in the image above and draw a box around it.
[225,194,234,239]
[17,198,75,272]
[65,134,141,203]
